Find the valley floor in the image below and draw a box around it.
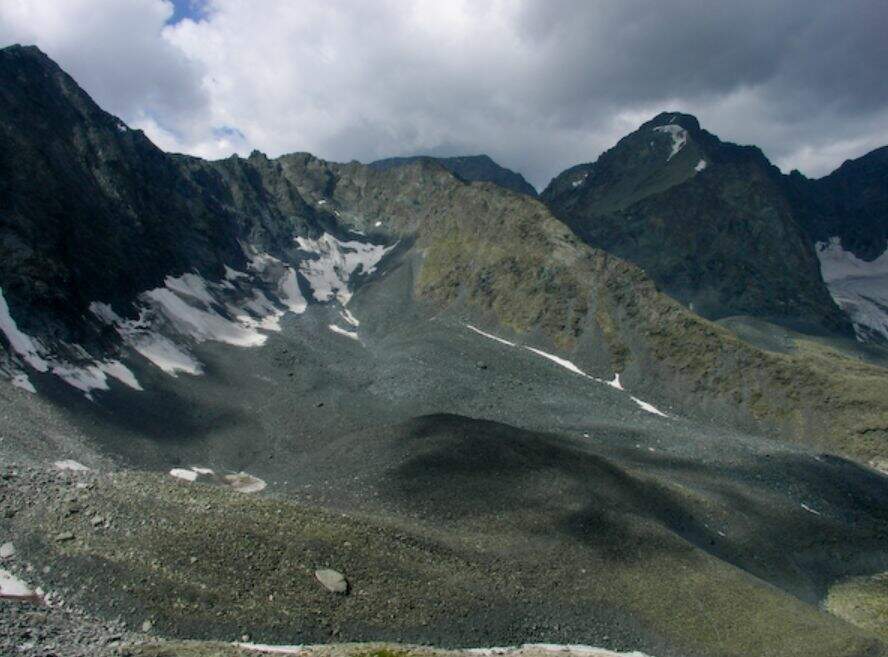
[1,263,887,657]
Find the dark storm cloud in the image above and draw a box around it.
[2,1,886,187]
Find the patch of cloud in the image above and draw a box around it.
[2,0,886,186]
[0,0,209,152]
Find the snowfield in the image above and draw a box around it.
[296,233,395,305]
[816,238,888,340]
[0,287,142,399]
[1,230,394,396]
[652,124,688,160]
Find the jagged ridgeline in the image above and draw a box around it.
[0,44,886,463]
[370,154,537,197]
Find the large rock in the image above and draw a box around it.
[314,568,348,594]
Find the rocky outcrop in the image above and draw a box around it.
[371,154,537,196]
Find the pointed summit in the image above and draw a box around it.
[641,111,701,132]
[541,112,851,335]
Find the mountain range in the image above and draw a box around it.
[1,44,887,657]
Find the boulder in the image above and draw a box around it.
[315,568,348,594]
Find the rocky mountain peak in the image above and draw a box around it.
[641,110,702,133]
[541,111,852,336]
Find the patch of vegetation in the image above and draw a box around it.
[826,572,888,641]
[365,164,888,462]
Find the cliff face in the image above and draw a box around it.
[0,45,250,339]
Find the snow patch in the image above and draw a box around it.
[464,325,669,420]
[630,396,668,417]
[694,159,707,172]
[236,644,303,655]
[339,308,361,326]
[571,173,588,188]
[0,568,35,599]
[130,332,203,376]
[466,324,516,347]
[524,346,587,376]
[54,460,89,472]
[329,324,359,341]
[340,308,360,327]
[296,233,395,305]
[1,288,141,399]
[224,265,249,281]
[0,288,49,373]
[801,503,822,516]
[816,238,888,340]
[10,372,35,393]
[170,466,266,493]
[169,468,199,482]
[278,268,308,314]
[144,287,266,347]
[653,124,688,160]
[164,273,216,306]
[93,252,311,380]
[91,303,203,377]
[817,237,888,282]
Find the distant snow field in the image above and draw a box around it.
[2,228,399,396]
[296,232,395,305]
[816,237,888,340]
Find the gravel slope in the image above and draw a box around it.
[1,245,887,657]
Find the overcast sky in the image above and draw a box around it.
[2,0,887,189]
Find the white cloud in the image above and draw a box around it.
[1,0,886,187]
